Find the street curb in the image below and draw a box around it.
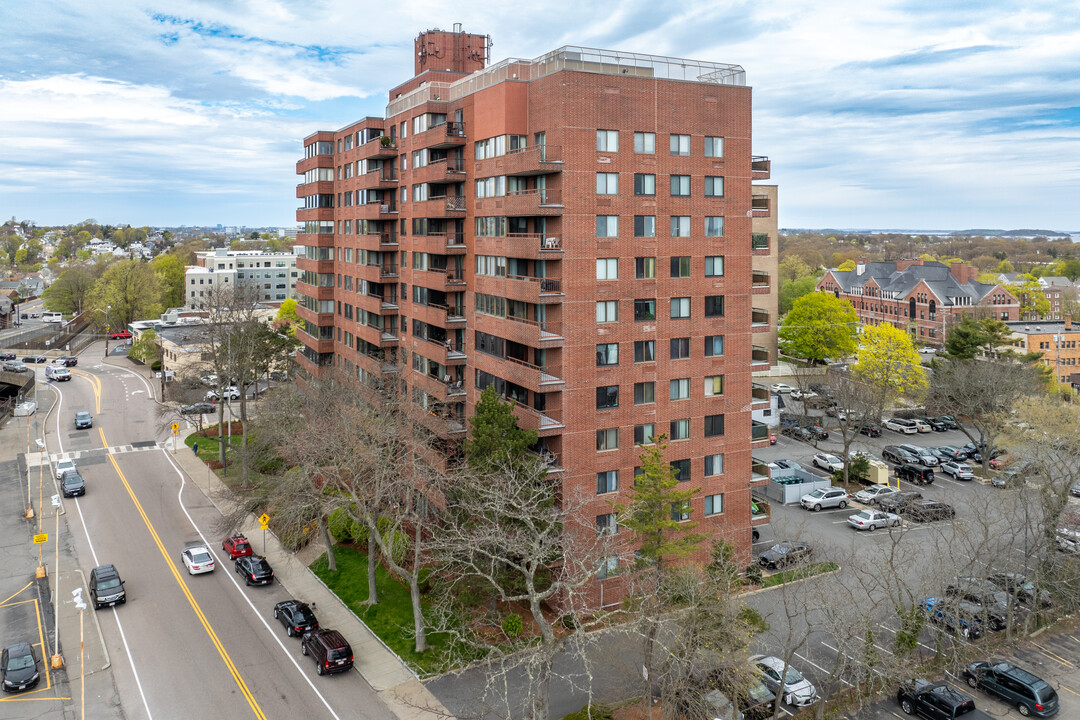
[740,564,844,598]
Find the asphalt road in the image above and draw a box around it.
[10,353,397,719]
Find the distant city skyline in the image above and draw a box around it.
[2,1,1078,230]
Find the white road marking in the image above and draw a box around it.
[795,651,853,687]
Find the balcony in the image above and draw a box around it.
[473,313,564,348]
[751,346,770,367]
[379,201,398,215]
[365,139,399,158]
[751,495,771,524]
[752,270,771,293]
[429,303,467,326]
[380,263,398,279]
[379,231,398,247]
[474,274,563,305]
[355,169,397,189]
[752,195,771,217]
[751,383,771,404]
[751,420,771,444]
[295,180,334,198]
[475,188,563,217]
[751,457,772,484]
[752,155,771,180]
[475,144,564,177]
[418,121,467,150]
[494,354,565,392]
[474,233,562,258]
[512,403,564,435]
[432,230,466,253]
[752,308,770,330]
[752,233,770,253]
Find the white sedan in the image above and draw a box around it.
[812,453,844,472]
[853,484,899,504]
[940,461,974,480]
[770,383,795,394]
[206,386,240,402]
[181,544,216,575]
[55,459,76,480]
[848,509,902,531]
[790,389,818,401]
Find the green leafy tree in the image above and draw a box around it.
[996,259,1014,273]
[778,255,812,283]
[14,247,27,265]
[852,323,928,414]
[42,266,96,315]
[778,292,859,363]
[778,275,819,315]
[0,234,21,266]
[88,259,162,328]
[274,298,300,339]
[1006,274,1051,318]
[151,253,186,308]
[837,259,857,271]
[1060,259,1080,281]
[463,384,538,473]
[944,317,1013,360]
[128,328,160,364]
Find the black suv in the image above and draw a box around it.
[89,564,126,609]
[947,578,1022,628]
[897,679,992,719]
[963,661,1058,717]
[897,463,935,485]
[986,573,1053,609]
[301,629,353,675]
[878,491,923,515]
[906,499,955,522]
[61,469,85,498]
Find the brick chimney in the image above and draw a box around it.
[415,26,489,75]
[950,261,977,283]
[1066,315,1073,331]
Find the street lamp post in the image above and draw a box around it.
[72,589,87,720]
[51,493,62,669]
[35,439,45,578]
[104,305,110,357]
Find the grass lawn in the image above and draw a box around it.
[310,545,449,674]
[762,561,840,588]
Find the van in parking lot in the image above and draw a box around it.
[885,418,919,434]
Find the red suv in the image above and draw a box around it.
[221,535,253,560]
[108,330,132,340]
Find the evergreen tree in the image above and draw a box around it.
[463,385,538,473]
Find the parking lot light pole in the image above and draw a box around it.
[51,493,62,668]
[35,438,45,578]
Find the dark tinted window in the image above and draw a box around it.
[328,647,351,660]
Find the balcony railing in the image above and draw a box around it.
[752,155,771,179]
[751,308,770,326]
[503,355,564,386]
[751,457,771,483]
[751,420,770,442]
[752,346,770,364]
[380,264,398,278]
[380,231,398,246]
[752,233,769,250]
[752,195,770,217]
[506,274,562,294]
[752,271,770,288]
[751,383,770,402]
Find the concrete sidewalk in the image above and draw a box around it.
[104,352,452,719]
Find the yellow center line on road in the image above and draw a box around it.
[99,427,266,720]
[1057,683,1080,698]
[72,368,102,414]
[1029,639,1075,668]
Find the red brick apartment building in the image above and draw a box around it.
[818,260,1020,345]
[294,28,775,576]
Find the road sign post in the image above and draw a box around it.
[171,422,179,453]
[258,513,270,553]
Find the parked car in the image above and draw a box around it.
[989,454,1019,470]
[22,354,47,364]
[931,445,968,461]
[301,628,353,676]
[235,555,274,586]
[920,597,983,639]
[181,402,216,415]
[897,444,939,466]
[905,499,955,521]
[854,484,899,505]
[790,389,817,401]
[800,487,850,511]
[1070,481,1080,498]
[912,418,933,433]
[767,459,804,473]
[882,445,920,465]
[812,453,844,472]
[770,383,795,394]
[941,462,974,480]
[221,535,254,560]
[963,442,1005,463]
[180,543,215,575]
[947,578,1017,619]
[897,679,990,718]
[89,564,126,609]
[847,509,902,531]
[61,469,85,498]
[804,395,836,410]
[1,642,40,693]
[0,351,14,361]
[859,422,883,438]
[935,415,960,430]
[986,573,1053,609]
[916,416,948,432]
[803,424,829,440]
[781,425,813,443]
[991,470,1027,489]
[897,463,935,485]
[108,330,132,340]
[963,661,1058,717]
[749,655,818,707]
[206,386,240,402]
[274,600,320,637]
[74,411,93,429]
[758,541,813,570]
[877,491,924,515]
[884,418,919,434]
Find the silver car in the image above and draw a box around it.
[800,487,850,511]
[750,655,818,706]
[898,444,939,467]
[941,462,974,480]
[853,484,899,505]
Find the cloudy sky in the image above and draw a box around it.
[2,1,1078,231]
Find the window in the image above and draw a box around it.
[596,301,618,323]
[704,493,724,516]
[670,134,690,156]
[670,378,690,400]
[596,258,618,280]
[670,419,690,440]
[670,256,690,278]
[705,375,724,396]
[670,216,690,237]
[704,136,723,157]
[704,176,724,197]
[670,502,691,522]
[596,216,619,237]
[596,428,618,451]
[670,337,690,359]
[634,132,655,154]
[596,130,619,152]
[635,257,656,279]
[670,175,690,196]
[705,216,724,237]
[705,256,724,277]
[596,172,619,194]
[634,299,656,321]
[596,343,619,366]
[670,458,691,482]
[634,173,656,195]
[597,471,618,494]
[670,297,690,319]
[634,381,655,405]
[704,453,724,476]
[634,340,655,363]
[634,424,655,445]
[704,414,725,437]
[634,216,656,238]
[705,296,725,317]
[596,386,619,409]
[596,513,617,535]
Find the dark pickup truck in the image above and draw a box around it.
[897,679,994,719]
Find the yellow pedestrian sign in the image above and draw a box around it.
[258,513,270,529]
[34,533,48,544]
[171,422,180,434]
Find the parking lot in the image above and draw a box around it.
[747,387,1080,717]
